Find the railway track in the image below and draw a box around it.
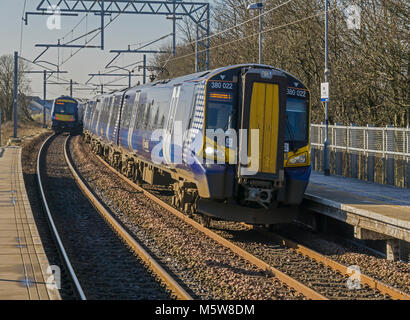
[37,133,185,300]
[73,135,409,300]
[37,134,86,300]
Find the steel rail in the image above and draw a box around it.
[252,227,410,300]
[89,140,410,300]
[37,134,87,300]
[64,136,192,301]
[90,148,328,300]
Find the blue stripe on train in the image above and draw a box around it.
[284,165,311,181]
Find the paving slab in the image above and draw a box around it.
[0,147,61,300]
[305,171,410,241]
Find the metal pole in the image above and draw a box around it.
[323,0,330,176]
[172,0,176,57]
[128,71,131,88]
[101,0,104,50]
[143,54,147,84]
[43,70,47,128]
[0,108,2,146]
[259,4,263,64]
[13,51,18,138]
[195,24,199,73]
[70,79,73,96]
[206,4,210,70]
[101,84,103,94]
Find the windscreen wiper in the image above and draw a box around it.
[223,109,237,131]
[286,118,296,152]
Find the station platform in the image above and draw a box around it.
[0,146,60,300]
[304,171,410,260]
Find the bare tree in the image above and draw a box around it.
[0,54,31,124]
[152,0,409,127]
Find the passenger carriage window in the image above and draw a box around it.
[142,100,152,130]
[187,92,199,130]
[166,85,181,133]
[134,92,148,131]
[121,95,133,129]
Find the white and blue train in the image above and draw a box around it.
[82,64,311,224]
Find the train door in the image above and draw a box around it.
[105,96,115,140]
[127,91,140,150]
[111,93,125,146]
[95,97,106,137]
[91,98,102,134]
[163,85,181,165]
[238,69,287,180]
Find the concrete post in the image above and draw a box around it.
[350,124,358,179]
[407,157,410,189]
[386,239,400,261]
[367,125,375,183]
[311,148,316,171]
[386,126,395,185]
[319,123,324,171]
[335,123,343,175]
[406,127,410,188]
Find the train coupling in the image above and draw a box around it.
[245,187,272,208]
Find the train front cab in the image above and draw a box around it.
[281,87,311,206]
[197,66,311,224]
[51,97,80,133]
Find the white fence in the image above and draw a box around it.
[311,124,410,158]
[310,124,410,188]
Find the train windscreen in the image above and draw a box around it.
[285,97,308,143]
[205,87,236,131]
[205,102,235,131]
[55,100,77,115]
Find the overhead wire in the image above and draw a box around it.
[19,55,97,91]
[61,13,90,42]
[178,0,294,50]
[163,6,338,67]
[61,0,139,66]
[19,0,28,55]
[162,0,294,68]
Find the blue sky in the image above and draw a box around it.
[0,0,212,98]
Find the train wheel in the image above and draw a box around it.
[200,215,212,228]
[265,224,274,232]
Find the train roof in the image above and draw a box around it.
[136,64,305,89]
[55,96,78,103]
[92,64,306,100]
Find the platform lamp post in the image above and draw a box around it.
[323,0,330,176]
[247,2,263,64]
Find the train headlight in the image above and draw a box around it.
[288,152,307,165]
[205,147,215,155]
[204,147,224,160]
